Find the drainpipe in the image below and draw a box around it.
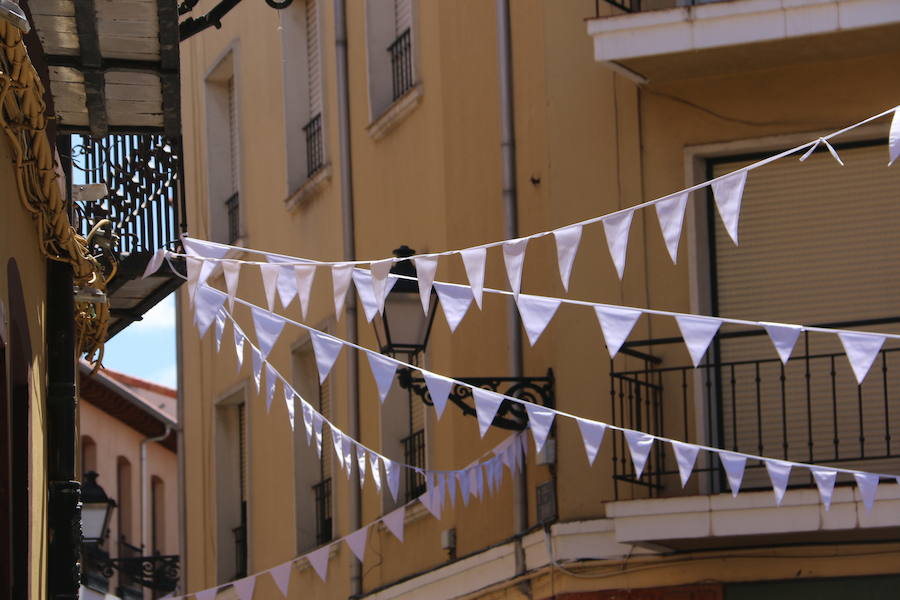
[175,288,187,596]
[334,0,361,596]
[496,0,528,579]
[140,425,171,561]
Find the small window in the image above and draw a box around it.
[205,53,241,244]
[366,0,416,119]
[215,390,248,583]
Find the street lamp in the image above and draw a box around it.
[81,471,115,545]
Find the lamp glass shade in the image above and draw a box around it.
[82,501,111,542]
[382,291,431,354]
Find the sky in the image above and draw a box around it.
[101,294,178,388]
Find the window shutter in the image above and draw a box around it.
[394,0,412,36]
[227,77,239,196]
[319,378,332,480]
[305,0,321,117]
[238,403,248,501]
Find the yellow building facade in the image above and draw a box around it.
[178,1,900,598]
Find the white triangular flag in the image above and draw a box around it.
[422,371,453,420]
[516,295,561,346]
[473,388,504,437]
[577,419,606,466]
[854,472,879,513]
[214,314,226,352]
[312,413,324,457]
[502,238,528,298]
[420,481,442,520]
[195,587,219,600]
[302,401,314,445]
[223,260,241,311]
[251,346,263,393]
[264,364,278,413]
[711,170,747,245]
[331,428,345,471]
[259,263,281,311]
[294,265,316,321]
[306,545,330,582]
[413,256,438,314]
[446,469,457,507]
[671,441,700,488]
[183,237,230,259]
[811,467,837,511]
[471,465,483,499]
[889,107,900,166]
[233,575,256,600]
[370,259,394,314]
[675,315,722,367]
[800,137,844,166]
[369,453,382,493]
[356,445,367,488]
[383,457,400,502]
[269,561,292,597]
[457,470,470,506]
[251,306,285,361]
[525,404,555,454]
[194,285,226,339]
[460,247,486,309]
[142,248,166,278]
[624,430,653,479]
[332,264,353,318]
[283,384,295,431]
[838,332,885,385]
[553,225,582,292]
[342,435,353,480]
[345,525,369,562]
[602,210,634,280]
[594,306,642,359]
[352,269,399,323]
[186,256,201,304]
[765,459,792,506]
[433,282,473,333]
[382,506,405,542]
[366,352,398,404]
[309,330,344,383]
[233,325,245,370]
[276,264,297,309]
[763,323,801,364]
[655,192,688,263]
[719,451,746,497]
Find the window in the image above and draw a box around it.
[81,435,97,477]
[215,390,248,582]
[366,0,415,119]
[382,381,427,510]
[151,476,165,555]
[205,52,241,244]
[116,457,134,545]
[402,398,425,501]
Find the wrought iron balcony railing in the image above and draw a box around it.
[313,478,333,547]
[595,0,729,14]
[388,28,414,101]
[303,113,324,177]
[226,192,241,244]
[402,429,426,501]
[232,500,248,580]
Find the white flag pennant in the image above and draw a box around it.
[763,322,801,365]
[366,351,398,404]
[675,315,722,367]
[889,107,900,166]
[294,264,316,321]
[594,306,642,359]
[624,430,654,479]
[433,282,473,333]
[810,467,837,511]
[516,294,561,346]
[309,330,344,383]
[458,470,471,506]
[233,325,246,370]
[370,259,394,314]
[183,236,231,260]
[471,465,483,499]
[259,263,281,311]
[854,472,879,513]
[331,428,345,471]
[306,545,331,582]
[422,371,453,420]
[838,332,885,385]
[186,256,201,305]
[602,209,634,280]
[420,477,442,519]
[383,457,401,502]
[251,306,285,361]
[194,285,226,339]
[800,137,844,166]
[460,247,487,309]
[223,260,241,311]
[233,575,256,600]
[473,388,504,437]
[283,384,295,431]
[446,469,457,507]
[369,453,382,493]
[269,561,292,597]
[654,192,688,264]
[342,435,353,480]
[356,444,367,488]
[142,247,167,278]
[765,459,792,506]
[332,264,354,318]
[195,588,220,600]
[214,314,227,352]
[345,525,369,562]
[382,506,405,542]
[413,256,438,314]
[264,364,278,413]
[671,441,700,488]
[312,413,324,457]
[525,404,555,454]
[719,451,747,497]
[502,238,528,298]
[276,263,298,309]
[302,401,314,445]
[251,346,263,394]
[352,269,398,323]
[711,170,747,245]
[553,225,582,292]
[577,419,606,466]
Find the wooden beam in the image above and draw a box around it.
[157,0,181,137]
[45,54,169,74]
[73,0,108,137]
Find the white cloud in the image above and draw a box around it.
[132,295,176,332]
[149,364,178,388]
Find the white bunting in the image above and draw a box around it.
[223,260,241,311]
[183,237,231,261]
[654,192,688,264]
[259,263,281,311]
[624,430,654,479]
[577,419,606,466]
[195,588,219,600]
[711,170,747,245]
[264,364,278,413]
[251,306,285,361]
[369,453,382,493]
[854,472,879,513]
[356,445,367,488]
[312,413,324,457]
[382,506,405,542]
[269,561,292,597]
[352,270,399,323]
[889,107,900,166]
[420,481,442,520]
[433,282,473,333]
[283,384,295,431]
[838,332,885,385]
[446,469,457,507]
[306,545,330,582]
[719,451,747,497]
[594,306,642,359]
[458,470,470,506]
[276,264,298,309]
[142,248,166,278]
[553,225,582,292]
[233,325,245,370]
[186,256,201,304]
[370,259,394,314]
[765,459,792,506]
[471,465,483,499]
[602,210,634,280]
[345,525,369,562]
[460,247,487,309]
[800,137,844,166]
[413,256,438,314]
[525,404,555,454]
[516,295,561,346]
[251,346,263,394]
[309,330,344,383]
[763,323,801,364]
[342,435,353,480]
[194,285,225,338]
[383,457,401,502]
[233,575,256,600]
[810,467,837,511]
[671,441,700,487]
[366,352,398,404]
[331,428,345,471]
[294,265,316,320]
[502,238,528,298]
[473,388,504,437]
[214,313,226,352]
[422,371,453,420]
[332,264,354,318]
[302,401,314,445]
[675,315,722,367]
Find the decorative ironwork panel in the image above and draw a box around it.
[313,478,332,546]
[388,28,413,101]
[402,429,426,501]
[304,113,324,177]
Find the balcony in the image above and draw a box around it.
[586,0,900,82]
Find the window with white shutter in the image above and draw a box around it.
[366,0,417,119]
[205,53,241,243]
